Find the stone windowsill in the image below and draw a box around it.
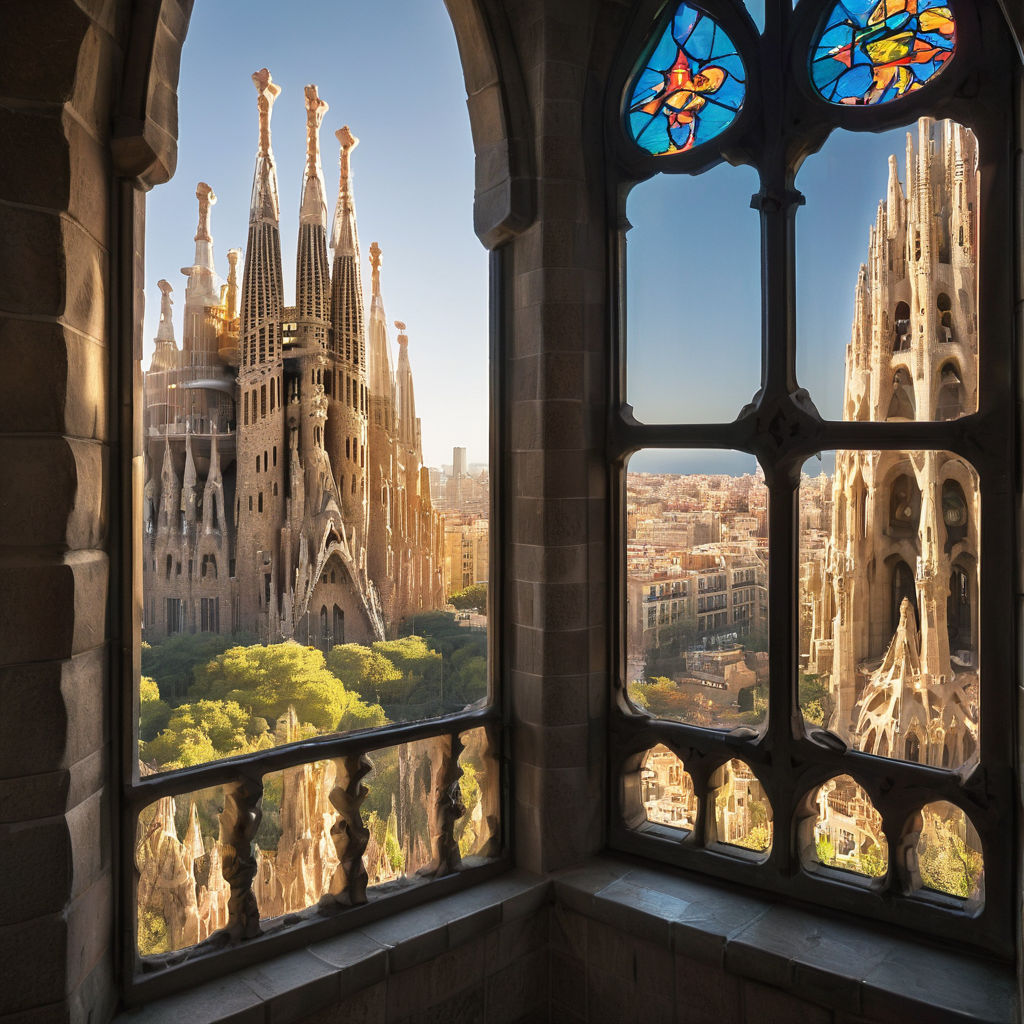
[113,859,1016,1024]
[553,856,1017,1024]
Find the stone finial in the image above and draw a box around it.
[304,85,328,177]
[195,182,216,242]
[252,68,281,159]
[336,125,358,192]
[369,242,382,297]
[394,320,406,333]
[225,247,241,319]
[157,279,175,341]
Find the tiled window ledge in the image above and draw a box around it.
[113,871,550,1024]
[552,857,1016,1024]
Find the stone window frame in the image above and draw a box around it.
[111,0,533,1005]
[604,0,1018,956]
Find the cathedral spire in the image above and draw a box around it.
[193,182,217,271]
[149,279,178,372]
[368,243,394,399]
[885,155,904,238]
[241,68,285,353]
[180,183,221,312]
[300,85,329,227]
[182,430,198,529]
[249,68,281,226]
[331,126,359,255]
[395,320,419,454]
[156,279,175,343]
[296,85,331,321]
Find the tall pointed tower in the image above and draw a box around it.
[366,242,397,619]
[292,84,334,516]
[236,69,288,637]
[807,119,980,769]
[328,126,369,561]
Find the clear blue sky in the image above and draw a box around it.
[143,0,488,468]
[147,2,918,477]
[628,123,914,477]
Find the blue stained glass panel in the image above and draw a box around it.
[810,0,956,106]
[626,3,747,156]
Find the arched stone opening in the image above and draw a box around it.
[936,362,966,419]
[891,560,918,634]
[942,479,969,549]
[937,292,953,342]
[893,301,911,351]
[947,564,973,656]
[888,473,921,535]
[886,368,916,420]
[905,731,921,764]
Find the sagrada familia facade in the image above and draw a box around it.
[805,118,980,769]
[142,71,446,646]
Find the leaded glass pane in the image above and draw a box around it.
[810,0,955,106]
[626,3,747,155]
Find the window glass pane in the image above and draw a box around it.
[255,760,340,918]
[797,119,978,423]
[457,727,501,862]
[138,3,489,775]
[640,744,698,831]
[915,800,984,902]
[711,758,772,852]
[627,450,768,730]
[365,738,437,887]
[136,785,229,956]
[626,164,761,423]
[808,775,887,878]
[800,450,979,768]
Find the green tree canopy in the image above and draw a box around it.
[190,641,386,734]
[143,699,271,770]
[142,632,256,704]
[139,674,172,743]
[327,644,402,704]
[448,582,487,612]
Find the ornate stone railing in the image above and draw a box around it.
[125,707,502,1004]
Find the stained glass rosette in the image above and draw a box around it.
[626,3,746,156]
[810,0,956,106]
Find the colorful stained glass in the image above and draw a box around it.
[811,0,956,106]
[626,3,746,156]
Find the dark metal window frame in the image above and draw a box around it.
[604,0,1018,957]
[115,202,510,1006]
